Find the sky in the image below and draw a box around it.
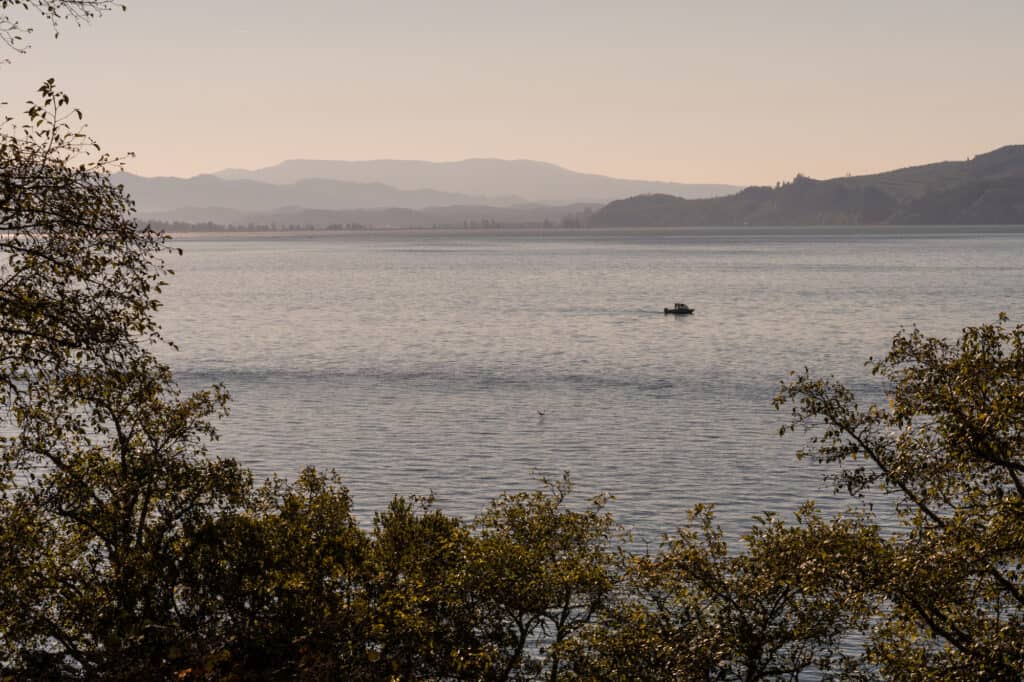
[1,0,1021,186]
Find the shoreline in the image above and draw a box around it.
[165,223,1024,241]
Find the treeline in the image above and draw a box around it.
[146,217,597,233]
[0,458,880,679]
[147,220,374,233]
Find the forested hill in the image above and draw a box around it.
[592,145,1024,226]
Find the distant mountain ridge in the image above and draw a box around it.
[214,158,739,203]
[114,173,517,213]
[592,146,1024,227]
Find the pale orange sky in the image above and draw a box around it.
[1,0,1020,186]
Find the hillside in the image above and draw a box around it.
[214,158,739,204]
[592,146,1024,227]
[114,173,512,212]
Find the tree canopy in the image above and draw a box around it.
[777,314,1024,679]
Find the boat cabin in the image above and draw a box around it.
[664,302,695,315]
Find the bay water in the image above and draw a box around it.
[158,226,1024,541]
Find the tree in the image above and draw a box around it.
[0,0,124,58]
[0,79,247,680]
[0,80,172,417]
[465,473,620,681]
[179,468,373,680]
[565,503,879,681]
[0,355,250,678]
[365,495,486,680]
[777,315,1024,679]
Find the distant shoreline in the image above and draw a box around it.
[166,224,1024,241]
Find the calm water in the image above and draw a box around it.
[159,226,1024,540]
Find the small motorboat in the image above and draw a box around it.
[664,302,695,315]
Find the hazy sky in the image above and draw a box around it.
[2,0,1021,185]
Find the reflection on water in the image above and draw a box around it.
[158,226,1024,540]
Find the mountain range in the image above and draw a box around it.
[592,145,1024,227]
[118,159,738,227]
[122,148,1024,229]
[213,158,739,204]
[115,173,498,213]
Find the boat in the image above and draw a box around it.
[664,302,695,315]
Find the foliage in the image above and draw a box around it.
[365,495,484,680]
[0,80,172,420]
[0,356,248,678]
[777,315,1024,679]
[0,0,123,58]
[0,83,241,679]
[565,503,879,681]
[175,468,372,680]
[464,473,620,681]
